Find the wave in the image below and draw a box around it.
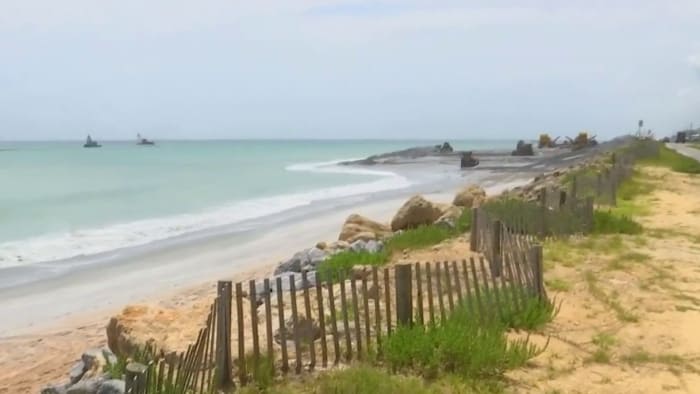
[0,160,410,268]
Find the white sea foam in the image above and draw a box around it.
[0,161,410,267]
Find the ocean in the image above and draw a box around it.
[0,140,514,268]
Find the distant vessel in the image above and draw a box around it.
[136,134,155,146]
[83,135,101,148]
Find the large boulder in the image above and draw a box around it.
[390,195,443,231]
[97,380,125,394]
[338,214,392,243]
[434,206,464,230]
[512,140,534,156]
[106,305,200,361]
[66,378,103,394]
[453,185,486,208]
[460,151,479,168]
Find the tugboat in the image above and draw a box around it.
[83,135,101,148]
[136,133,155,146]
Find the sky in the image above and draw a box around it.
[0,0,699,140]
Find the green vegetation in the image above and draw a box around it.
[584,270,638,323]
[384,302,546,381]
[545,278,571,292]
[640,145,700,174]
[387,225,456,253]
[319,222,463,283]
[592,210,642,235]
[588,332,616,364]
[317,250,388,283]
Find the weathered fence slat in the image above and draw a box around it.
[339,279,352,362]
[426,263,435,325]
[275,277,289,374]
[327,278,340,365]
[301,271,316,369]
[395,264,413,327]
[443,261,454,312]
[415,263,424,325]
[462,259,475,316]
[361,275,371,351]
[216,281,233,390]
[372,266,382,354]
[435,263,446,321]
[314,279,328,368]
[452,261,463,304]
[350,277,363,359]
[469,257,485,322]
[383,268,392,336]
[263,279,274,376]
[235,282,246,386]
[289,275,302,374]
[249,279,260,379]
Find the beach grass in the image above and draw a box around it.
[592,210,643,235]
[318,223,461,283]
[640,145,700,174]
[383,301,546,381]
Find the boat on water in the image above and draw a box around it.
[136,134,155,145]
[83,135,101,148]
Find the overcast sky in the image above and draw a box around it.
[1,0,699,140]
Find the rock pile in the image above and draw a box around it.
[41,348,124,394]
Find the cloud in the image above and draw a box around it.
[690,54,700,73]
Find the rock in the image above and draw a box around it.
[338,214,391,242]
[97,380,125,394]
[307,247,328,268]
[274,316,321,345]
[66,378,103,394]
[460,151,479,168]
[327,240,350,253]
[350,240,367,253]
[347,231,377,243]
[434,205,464,230]
[273,250,310,275]
[315,241,328,250]
[69,361,86,384]
[364,240,383,254]
[390,195,443,231]
[453,185,486,208]
[42,384,68,394]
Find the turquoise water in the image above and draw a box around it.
[0,140,513,265]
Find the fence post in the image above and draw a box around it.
[539,189,548,236]
[586,196,595,232]
[394,264,413,327]
[125,362,147,394]
[596,172,602,198]
[559,190,567,209]
[215,280,233,390]
[491,220,502,277]
[470,207,479,252]
[530,245,544,299]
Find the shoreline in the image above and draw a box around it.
[0,168,534,338]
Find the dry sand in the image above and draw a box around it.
[504,166,700,393]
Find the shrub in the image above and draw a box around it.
[317,250,388,283]
[592,210,642,235]
[385,225,455,254]
[384,302,546,380]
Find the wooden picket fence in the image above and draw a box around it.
[122,140,665,393]
[124,242,544,393]
[570,139,661,206]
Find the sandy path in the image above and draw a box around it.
[506,166,700,393]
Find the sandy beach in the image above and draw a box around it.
[0,152,540,394]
